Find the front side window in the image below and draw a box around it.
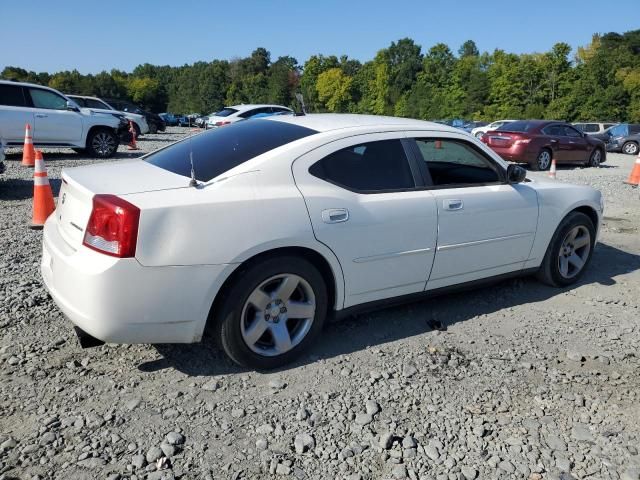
[0,85,27,106]
[415,139,501,186]
[86,99,110,109]
[564,126,582,137]
[29,88,68,110]
[309,139,415,192]
[610,124,628,137]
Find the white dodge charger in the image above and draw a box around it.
[42,114,603,369]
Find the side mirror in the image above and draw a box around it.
[507,164,527,184]
[66,101,79,112]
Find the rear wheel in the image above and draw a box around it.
[536,212,595,287]
[148,122,158,134]
[474,132,483,139]
[132,123,141,138]
[588,148,602,167]
[531,149,552,171]
[215,256,328,370]
[622,141,638,155]
[86,129,118,158]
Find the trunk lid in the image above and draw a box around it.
[56,159,188,248]
[484,130,525,148]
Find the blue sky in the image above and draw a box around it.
[1,0,638,73]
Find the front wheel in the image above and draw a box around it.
[215,256,328,369]
[622,141,639,155]
[86,129,118,158]
[531,149,552,171]
[588,148,602,167]
[148,123,158,134]
[536,212,595,287]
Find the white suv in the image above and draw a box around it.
[206,104,293,128]
[0,80,128,158]
[67,95,149,136]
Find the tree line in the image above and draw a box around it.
[2,30,639,122]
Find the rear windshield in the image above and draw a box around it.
[497,121,537,132]
[145,119,317,181]
[214,108,238,117]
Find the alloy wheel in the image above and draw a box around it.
[590,149,601,167]
[557,225,591,279]
[623,142,638,155]
[92,132,116,156]
[240,274,316,357]
[538,150,551,170]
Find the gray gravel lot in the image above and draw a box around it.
[1,127,640,480]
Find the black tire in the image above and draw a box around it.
[215,256,328,370]
[622,141,638,156]
[86,128,118,158]
[588,148,602,167]
[148,122,158,134]
[536,212,596,287]
[132,123,141,138]
[530,149,552,171]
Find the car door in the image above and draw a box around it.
[407,134,538,290]
[26,87,83,144]
[0,84,33,144]
[292,132,438,308]
[563,125,589,162]
[543,124,571,162]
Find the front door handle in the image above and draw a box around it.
[35,113,48,118]
[322,208,349,224]
[444,199,463,211]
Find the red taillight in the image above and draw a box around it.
[514,138,532,145]
[83,194,140,258]
[215,121,230,127]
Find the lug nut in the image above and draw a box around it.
[280,307,287,313]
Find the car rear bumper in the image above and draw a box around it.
[41,215,229,345]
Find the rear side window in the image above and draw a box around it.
[214,108,238,117]
[0,84,27,106]
[630,124,640,135]
[309,140,415,193]
[69,97,87,107]
[29,88,67,110]
[543,125,564,136]
[146,119,317,182]
[415,139,501,186]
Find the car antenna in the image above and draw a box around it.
[295,93,307,116]
[188,130,199,188]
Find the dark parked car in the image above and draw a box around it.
[481,120,606,170]
[159,113,179,127]
[599,123,640,155]
[104,99,166,134]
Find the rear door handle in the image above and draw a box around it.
[444,199,463,211]
[322,208,349,223]
[35,114,48,118]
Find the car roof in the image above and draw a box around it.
[265,113,460,134]
[226,104,292,113]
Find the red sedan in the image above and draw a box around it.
[480,120,606,170]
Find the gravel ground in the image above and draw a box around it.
[1,128,640,480]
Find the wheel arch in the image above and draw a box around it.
[85,125,117,148]
[202,244,344,337]
[571,204,599,231]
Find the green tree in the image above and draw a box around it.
[316,68,353,112]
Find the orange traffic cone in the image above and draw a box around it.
[22,123,36,167]
[31,150,56,229]
[624,155,640,186]
[548,157,557,179]
[127,121,139,151]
